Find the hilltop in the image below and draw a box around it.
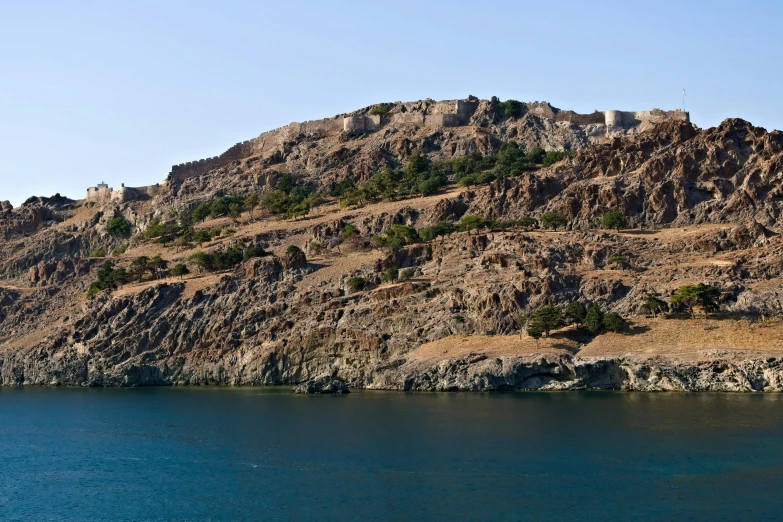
[1,96,782,391]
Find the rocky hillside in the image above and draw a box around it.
[1,99,782,390]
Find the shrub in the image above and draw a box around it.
[604,312,626,332]
[602,209,628,231]
[285,245,302,257]
[608,255,627,264]
[369,104,391,116]
[540,211,568,230]
[457,215,490,232]
[400,268,415,280]
[419,221,456,241]
[347,277,365,292]
[453,314,465,323]
[107,217,132,238]
[111,244,128,256]
[243,245,269,261]
[381,267,399,283]
[542,150,573,167]
[90,249,106,258]
[372,225,419,250]
[340,224,360,239]
[331,180,357,198]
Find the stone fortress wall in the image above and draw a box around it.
[86,182,164,205]
[162,96,689,186]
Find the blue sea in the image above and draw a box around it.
[1,387,782,521]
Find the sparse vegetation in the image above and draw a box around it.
[285,245,302,257]
[400,268,414,280]
[111,244,128,256]
[368,104,391,116]
[90,249,106,258]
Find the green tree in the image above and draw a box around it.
[189,251,214,273]
[604,312,626,332]
[107,217,132,238]
[147,255,168,279]
[285,245,302,257]
[565,301,587,328]
[641,294,667,318]
[499,99,524,118]
[244,193,260,220]
[369,104,391,116]
[128,256,149,282]
[602,209,628,231]
[584,304,604,334]
[193,229,211,248]
[529,305,563,337]
[540,211,568,231]
[171,263,189,279]
[671,284,722,319]
[90,249,106,258]
[526,324,543,349]
[400,268,414,280]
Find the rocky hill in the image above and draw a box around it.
[1,98,782,391]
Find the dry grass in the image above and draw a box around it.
[579,317,783,360]
[406,319,783,364]
[112,272,225,299]
[296,251,380,289]
[407,332,580,363]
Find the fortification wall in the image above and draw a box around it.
[166,97,689,184]
[86,186,112,205]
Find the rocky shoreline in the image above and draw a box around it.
[3,352,783,392]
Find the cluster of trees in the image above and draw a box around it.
[525,302,626,347]
[190,195,246,223]
[188,242,269,273]
[107,217,132,238]
[442,142,573,187]
[86,255,169,298]
[338,149,448,206]
[261,174,321,218]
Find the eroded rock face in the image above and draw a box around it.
[1,111,782,390]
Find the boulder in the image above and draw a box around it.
[292,375,350,394]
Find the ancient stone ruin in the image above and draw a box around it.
[86,181,164,205]
[165,96,689,185]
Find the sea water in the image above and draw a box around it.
[1,387,782,521]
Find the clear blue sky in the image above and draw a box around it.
[1,0,781,206]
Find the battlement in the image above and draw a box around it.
[86,182,163,205]
[167,97,690,183]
